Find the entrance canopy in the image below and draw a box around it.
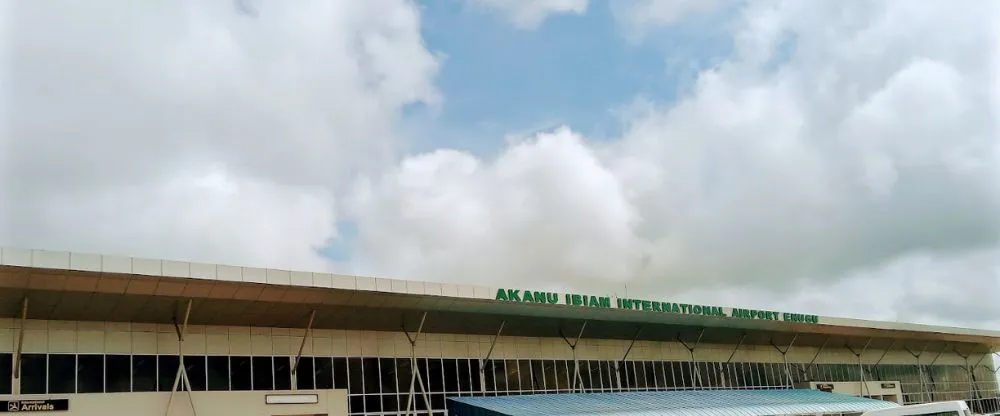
[447,389,900,416]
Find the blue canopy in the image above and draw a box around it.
[448,389,900,416]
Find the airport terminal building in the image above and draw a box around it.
[0,246,997,415]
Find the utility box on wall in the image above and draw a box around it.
[795,381,904,404]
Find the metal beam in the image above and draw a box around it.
[291,309,317,389]
[12,297,28,395]
[165,300,196,416]
[569,322,587,393]
[725,332,747,364]
[621,326,643,361]
[478,320,506,393]
[802,337,831,374]
[676,328,705,388]
[845,338,872,397]
[403,312,431,416]
[769,334,798,386]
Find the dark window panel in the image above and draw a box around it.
[518,361,534,391]
[157,355,179,392]
[77,354,104,393]
[469,359,482,392]
[348,395,364,414]
[230,356,252,391]
[365,394,382,413]
[380,358,397,393]
[21,354,47,394]
[362,358,380,395]
[395,358,411,393]
[427,359,444,392]
[0,354,12,394]
[347,358,363,394]
[554,360,569,391]
[442,359,459,393]
[105,355,130,393]
[332,358,348,390]
[457,359,472,392]
[273,357,291,391]
[601,361,616,391]
[48,354,75,394]
[530,360,545,392]
[207,356,229,391]
[382,393,399,413]
[184,356,207,391]
[431,393,445,410]
[252,356,273,391]
[490,360,506,392]
[132,355,157,392]
[314,357,333,390]
[295,357,315,390]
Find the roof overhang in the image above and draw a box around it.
[1,262,998,350]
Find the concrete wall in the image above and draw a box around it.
[0,389,348,416]
[0,319,980,366]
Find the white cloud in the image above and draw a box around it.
[0,0,439,268]
[346,0,1000,327]
[3,0,999,329]
[468,0,588,30]
[612,0,734,41]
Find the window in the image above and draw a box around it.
[184,356,207,391]
[395,358,412,394]
[0,354,11,394]
[77,354,104,393]
[315,357,334,390]
[157,355,179,392]
[380,358,397,394]
[362,358,380,395]
[48,354,75,394]
[273,357,291,391]
[295,357,315,390]
[252,356,273,390]
[132,355,157,392]
[230,356,252,391]
[347,358,363,394]
[442,359,458,393]
[332,358,348,390]
[20,354,47,394]
[105,355,131,393]
[207,356,229,391]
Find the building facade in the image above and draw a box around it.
[0,247,997,416]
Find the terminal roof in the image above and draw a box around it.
[447,389,900,416]
[1,246,999,349]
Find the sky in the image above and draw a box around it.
[1,0,999,332]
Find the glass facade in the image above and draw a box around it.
[2,353,997,415]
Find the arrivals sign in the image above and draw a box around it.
[0,399,69,412]
[495,289,820,324]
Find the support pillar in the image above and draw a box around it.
[617,327,643,391]
[845,338,872,397]
[924,344,948,403]
[165,300,197,416]
[770,334,798,386]
[402,313,433,416]
[291,310,317,390]
[676,328,705,388]
[12,297,27,396]
[964,348,989,401]
[868,339,897,381]
[478,320,505,393]
[796,337,830,381]
[722,333,747,389]
[905,343,929,402]
[559,322,588,393]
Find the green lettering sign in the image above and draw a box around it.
[494,288,820,324]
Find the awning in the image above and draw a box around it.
[447,389,900,416]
